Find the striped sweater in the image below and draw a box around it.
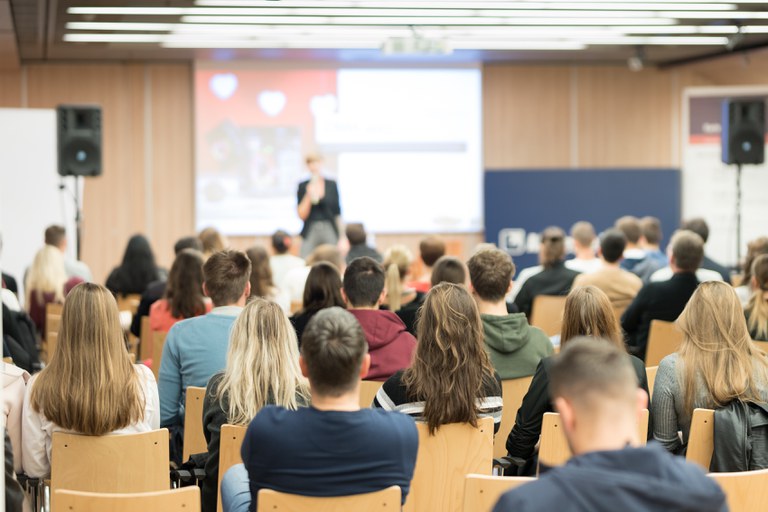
[372,370,503,434]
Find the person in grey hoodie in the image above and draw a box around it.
[467,248,553,379]
[493,338,727,512]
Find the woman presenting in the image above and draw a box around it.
[297,154,342,258]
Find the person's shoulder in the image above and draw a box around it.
[248,405,294,432]
[362,407,418,438]
[133,363,156,384]
[658,352,679,369]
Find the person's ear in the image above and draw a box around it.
[243,281,252,298]
[506,281,513,294]
[752,276,759,290]
[637,387,649,413]
[378,288,387,306]
[299,355,310,378]
[359,353,371,379]
[202,282,210,298]
[554,397,576,435]
[341,288,349,305]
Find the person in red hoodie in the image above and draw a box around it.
[342,257,417,382]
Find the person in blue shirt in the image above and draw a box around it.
[158,249,251,464]
[220,307,418,512]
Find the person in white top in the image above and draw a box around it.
[565,221,602,275]
[282,245,344,306]
[3,361,29,474]
[269,230,305,288]
[21,283,159,478]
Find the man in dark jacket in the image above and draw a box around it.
[343,257,416,381]
[344,223,382,265]
[493,338,727,512]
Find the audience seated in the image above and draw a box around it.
[746,254,768,341]
[158,250,251,462]
[343,257,416,381]
[21,283,159,477]
[245,245,290,312]
[25,245,82,337]
[406,236,446,293]
[282,244,343,305]
[202,298,309,512]
[289,262,345,343]
[572,229,642,310]
[467,248,553,379]
[198,227,229,261]
[652,281,768,454]
[381,245,424,336]
[514,227,579,318]
[735,237,768,306]
[632,217,668,282]
[494,338,726,512]
[374,283,502,433]
[681,218,730,282]
[430,255,467,286]
[622,230,703,360]
[44,225,93,282]
[345,223,382,264]
[615,216,646,273]
[105,234,163,296]
[564,221,601,274]
[268,230,304,287]
[220,307,418,512]
[506,286,649,475]
[130,236,203,337]
[3,361,29,475]
[149,249,211,333]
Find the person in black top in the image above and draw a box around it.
[289,262,346,344]
[344,223,382,264]
[106,234,162,296]
[622,230,703,360]
[297,154,342,259]
[514,227,580,318]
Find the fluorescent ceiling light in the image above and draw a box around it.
[180,15,679,25]
[194,1,739,10]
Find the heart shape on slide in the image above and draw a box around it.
[258,90,287,117]
[209,73,238,100]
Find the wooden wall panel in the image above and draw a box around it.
[483,66,571,169]
[0,69,21,106]
[575,67,676,168]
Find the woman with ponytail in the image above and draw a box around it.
[381,246,424,335]
[746,254,768,341]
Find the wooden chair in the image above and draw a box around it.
[217,424,248,512]
[54,487,200,512]
[645,320,683,367]
[359,380,383,408]
[539,410,649,470]
[645,366,658,400]
[183,386,208,461]
[290,300,303,314]
[2,357,13,364]
[529,295,567,337]
[139,316,152,361]
[462,474,535,512]
[44,302,64,362]
[404,417,493,512]
[116,294,142,315]
[709,468,768,512]
[50,429,170,511]
[257,485,400,512]
[494,376,533,458]
[686,408,715,470]
[612,305,627,324]
[152,331,167,382]
[754,340,768,353]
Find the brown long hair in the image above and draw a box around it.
[246,245,276,299]
[165,249,206,319]
[404,283,499,434]
[561,286,625,350]
[747,254,768,340]
[30,283,145,435]
[677,281,768,414]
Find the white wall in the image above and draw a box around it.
[0,108,78,304]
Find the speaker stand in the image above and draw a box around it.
[735,162,742,266]
[74,175,83,261]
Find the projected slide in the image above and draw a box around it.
[195,64,482,235]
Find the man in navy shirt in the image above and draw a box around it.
[220,307,418,512]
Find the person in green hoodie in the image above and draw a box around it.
[467,248,554,380]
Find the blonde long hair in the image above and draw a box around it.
[30,283,145,435]
[677,281,768,414]
[383,245,412,312]
[747,254,768,340]
[216,298,309,425]
[25,245,68,306]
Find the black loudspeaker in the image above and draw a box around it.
[57,105,102,177]
[721,99,765,165]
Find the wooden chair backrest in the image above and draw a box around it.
[709,468,768,512]
[51,429,170,511]
[116,294,141,315]
[46,332,59,364]
[139,316,152,361]
[217,424,248,512]
[152,331,167,382]
[54,487,200,512]
[686,408,715,470]
[359,380,383,408]
[462,474,535,512]
[529,295,567,336]
[539,410,649,470]
[257,486,401,512]
[645,366,658,400]
[183,386,208,461]
[753,340,768,353]
[495,376,534,458]
[46,302,63,350]
[645,320,683,367]
[612,305,627,324]
[2,357,13,364]
[290,301,303,314]
[404,417,494,512]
